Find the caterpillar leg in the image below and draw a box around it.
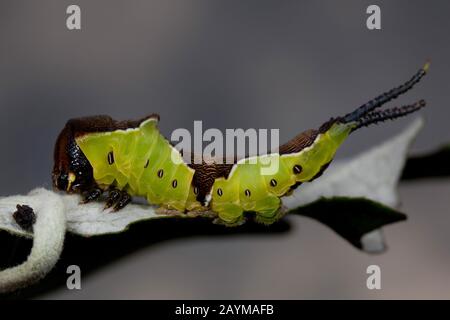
[254,205,288,225]
[186,208,217,219]
[213,214,246,227]
[104,188,132,211]
[156,206,217,219]
[155,206,184,216]
[113,191,132,212]
[81,186,103,204]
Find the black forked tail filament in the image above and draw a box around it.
[343,61,430,124]
[353,99,426,131]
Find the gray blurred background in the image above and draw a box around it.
[1,0,450,299]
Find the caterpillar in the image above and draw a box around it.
[52,63,429,226]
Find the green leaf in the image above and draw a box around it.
[291,197,406,252]
[402,144,450,180]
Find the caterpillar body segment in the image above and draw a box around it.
[75,117,199,212]
[52,63,429,226]
[210,121,354,225]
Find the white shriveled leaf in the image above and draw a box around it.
[0,190,169,238]
[0,189,65,293]
[63,194,173,236]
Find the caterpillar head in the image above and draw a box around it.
[52,114,159,193]
[321,62,429,138]
[52,119,95,194]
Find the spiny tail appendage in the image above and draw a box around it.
[342,61,429,132]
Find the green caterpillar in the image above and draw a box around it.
[52,63,429,225]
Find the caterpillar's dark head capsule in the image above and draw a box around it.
[53,117,96,194]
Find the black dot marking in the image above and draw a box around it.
[107,151,114,165]
[217,188,223,196]
[293,164,302,174]
[245,189,251,197]
[13,204,36,232]
[194,186,199,195]
[270,179,277,187]
[172,179,177,188]
[144,159,149,168]
[157,169,164,178]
